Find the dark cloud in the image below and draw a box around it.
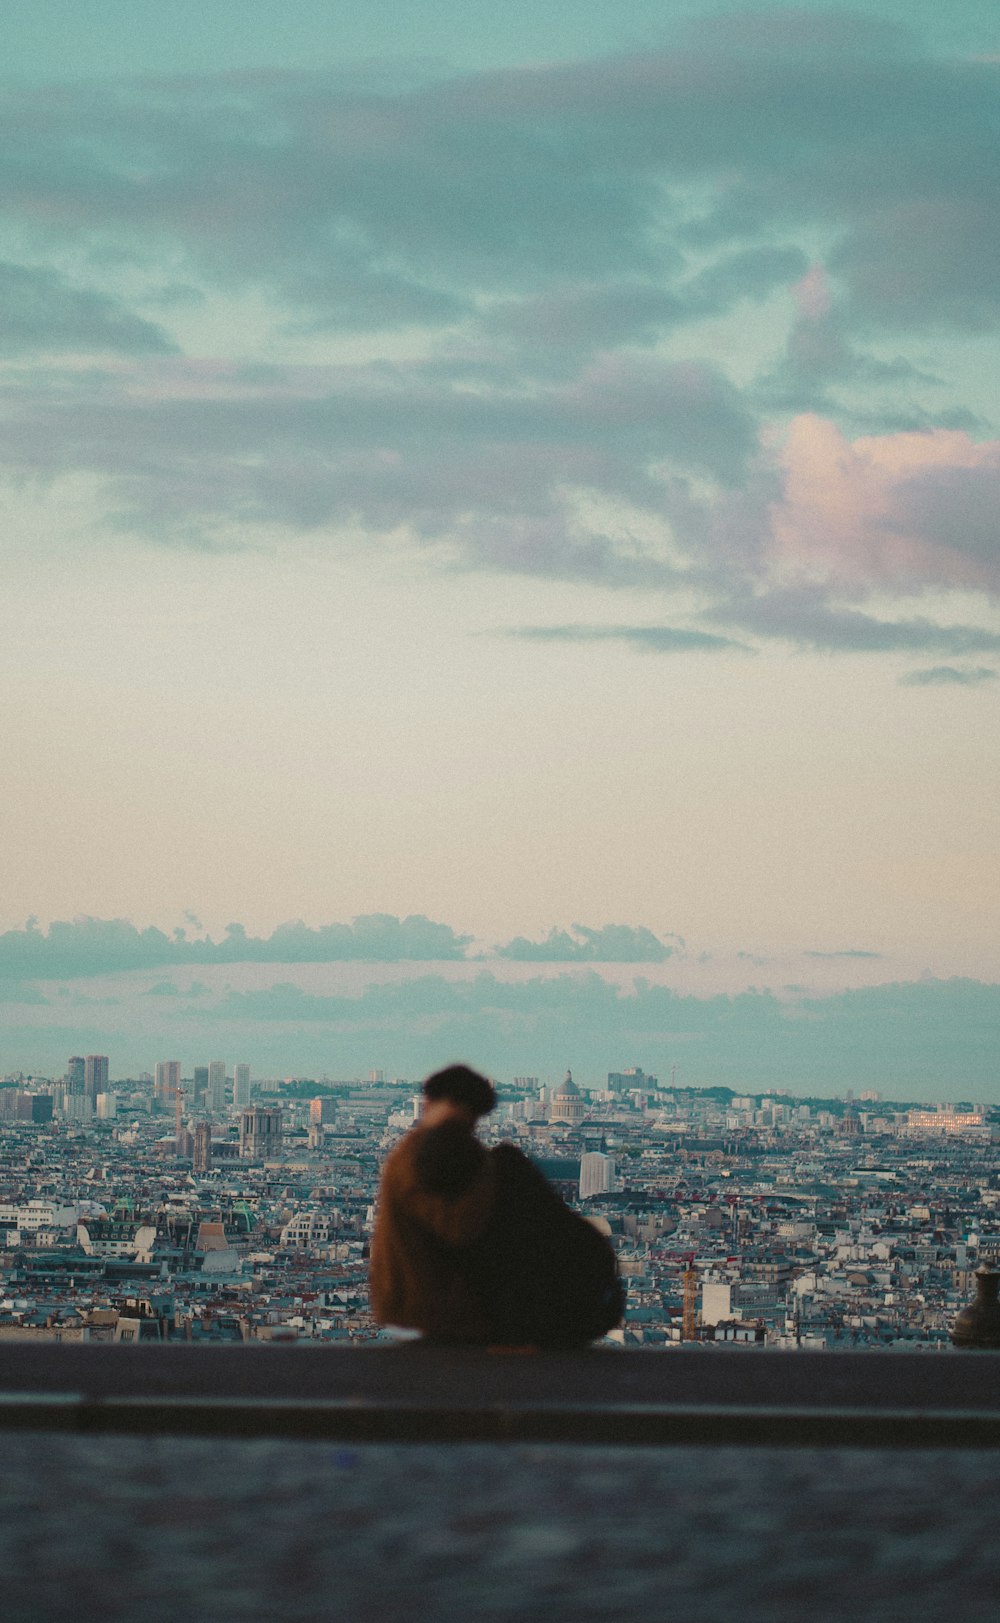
[506,624,749,654]
[5,966,1000,1097]
[832,198,1000,332]
[0,979,50,1006]
[899,665,998,687]
[0,913,686,976]
[1,29,995,333]
[0,23,997,650]
[183,971,1000,1094]
[709,588,1000,655]
[0,261,176,356]
[0,913,472,978]
[484,247,808,365]
[495,924,681,962]
[890,461,1000,574]
[0,352,757,576]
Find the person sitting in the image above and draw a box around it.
[370,1063,623,1347]
[369,1064,498,1343]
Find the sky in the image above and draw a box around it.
[1,3,998,1094]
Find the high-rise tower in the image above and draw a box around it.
[84,1055,109,1104]
[207,1060,226,1112]
[233,1064,251,1107]
[155,1061,181,1105]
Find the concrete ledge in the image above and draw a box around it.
[2,1343,999,1446]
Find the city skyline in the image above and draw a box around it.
[2,2,998,1093]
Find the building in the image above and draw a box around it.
[907,1108,987,1136]
[233,1064,251,1107]
[701,1280,735,1327]
[239,1105,282,1161]
[207,1061,227,1113]
[192,1067,209,1107]
[0,1198,79,1238]
[66,1057,86,1094]
[84,1056,109,1104]
[579,1151,617,1199]
[154,1061,181,1105]
[0,1092,53,1124]
[77,1216,158,1258]
[193,1122,213,1176]
[309,1097,338,1127]
[608,1067,657,1094]
[549,1069,587,1127]
[62,1093,94,1123]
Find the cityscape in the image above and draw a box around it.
[3,1056,996,1350]
[3,0,1000,1613]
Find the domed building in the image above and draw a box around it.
[549,1069,587,1127]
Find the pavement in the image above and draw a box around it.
[3,1433,1000,1622]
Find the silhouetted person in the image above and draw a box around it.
[370,1064,622,1346]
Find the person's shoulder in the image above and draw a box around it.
[491,1139,529,1161]
[489,1141,561,1196]
[491,1140,545,1167]
[381,1126,423,1181]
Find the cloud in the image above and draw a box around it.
[709,584,1000,655]
[495,924,681,962]
[0,24,997,656]
[0,913,472,978]
[484,246,808,366]
[0,30,994,352]
[0,347,760,597]
[0,261,176,357]
[185,971,1000,1095]
[832,197,1000,332]
[5,965,1000,1097]
[766,416,1000,596]
[761,264,934,407]
[805,949,883,960]
[142,979,212,998]
[899,665,999,686]
[505,624,749,654]
[0,913,686,976]
[0,979,50,1006]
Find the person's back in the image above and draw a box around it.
[370,1063,623,1347]
[466,1142,624,1347]
[369,1066,497,1342]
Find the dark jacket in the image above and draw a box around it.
[369,1121,497,1341]
[370,1125,622,1345]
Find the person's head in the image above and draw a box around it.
[413,1119,485,1196]
[421,1064,496,1122]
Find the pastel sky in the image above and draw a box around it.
[2,3,998,1092]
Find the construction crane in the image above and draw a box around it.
[681,1251,699,1342]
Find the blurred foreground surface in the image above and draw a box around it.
[3,1433,1000,1623]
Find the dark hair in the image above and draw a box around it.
[422,1064,496,1118]
[413,1120,486,1198]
